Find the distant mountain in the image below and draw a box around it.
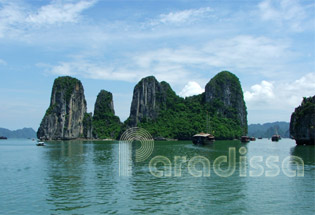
[248,122,290,138]
[0,128,36,138]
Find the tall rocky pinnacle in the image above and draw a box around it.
[37,76,92,140]
[128,76,171,126]
[290,96,315,145]
[92,90,121,139]
[205,71,248,135]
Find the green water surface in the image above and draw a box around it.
[0,138,314,214]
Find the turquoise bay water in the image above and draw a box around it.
[0,138,314,214]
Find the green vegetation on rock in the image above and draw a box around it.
[290,96,315,145]
[38,72,248,140]
[127,71,248,140]
[53,76,81,103]
[92,90,122,139]
[37,76,89,140]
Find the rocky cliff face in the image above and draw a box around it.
[127,72,247,139]
[92,90,121,139]
[83,113,93,139]
[128,76,169,126]
[205,71,248,135]
[94,90,115,116]
[290,96,315,145]
[37,76,91,140]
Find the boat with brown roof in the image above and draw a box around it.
[192,133,215,145]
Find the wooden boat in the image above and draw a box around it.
[193,133,215,145]
[250,137,256,141]
[271,127,281,142]
[271,135,280,142]
[36,141,45,146]
[0,136,7,139]
[193,113,215,145]
[241,136,250,143]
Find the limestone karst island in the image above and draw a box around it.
[37,71,314,145]
[37,71,248,140]
[1,1,314,214]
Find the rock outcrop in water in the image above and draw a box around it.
[127,71,247,139]
[128,76,171,126]
[92,90,122,139]
[290,96,315,145]
[38,72,248,140]
[37,76,92,140]
[205,71,248,134]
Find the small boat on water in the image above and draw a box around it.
[192,133,215,145]
[241,136,250,143]
[271,135,280,142]
[258,137,263,139]
[271,127,281,142]
[0,136,7,140]
[36,141,45,146]
[250,137,256,141]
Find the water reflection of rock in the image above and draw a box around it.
[288,145,315,213]
[44,140,92,212]
[91,141,118,199]
[290,146,315,165]
[128,140,250,214]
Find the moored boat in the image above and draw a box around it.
[0,136,7,140]
[272,127,281,142]
[241,136,250,143]
[36,141,45,146]
[258,137,263,139]
[193,133,215,145]
[271,135,280,142]
[250,137,256,141]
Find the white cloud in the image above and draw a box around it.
[42,34,295,90]
[244,80,275,102]
[245,73,315,123]
[132,35,292,78]
[151,7,213,25]
[26,0,96,25]
[179,81,204,97]
[279,73,315,107]
[245,73,315,110]
[50,62,74,76]
[44,60,195,88]
[0,1,25,37]
[258,0,310,32]
[0,0,97,38]
[44,61,140,82]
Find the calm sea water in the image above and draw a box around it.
[0,138,314,215]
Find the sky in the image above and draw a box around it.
[0,0,314,130]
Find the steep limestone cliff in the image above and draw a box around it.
[127,71,248,139]
[92,90,122,139]
[290,96,315,145]
[83,112,93,139]
[128,76,170,126]
[205,71,248,135]
[37,76,91,140]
